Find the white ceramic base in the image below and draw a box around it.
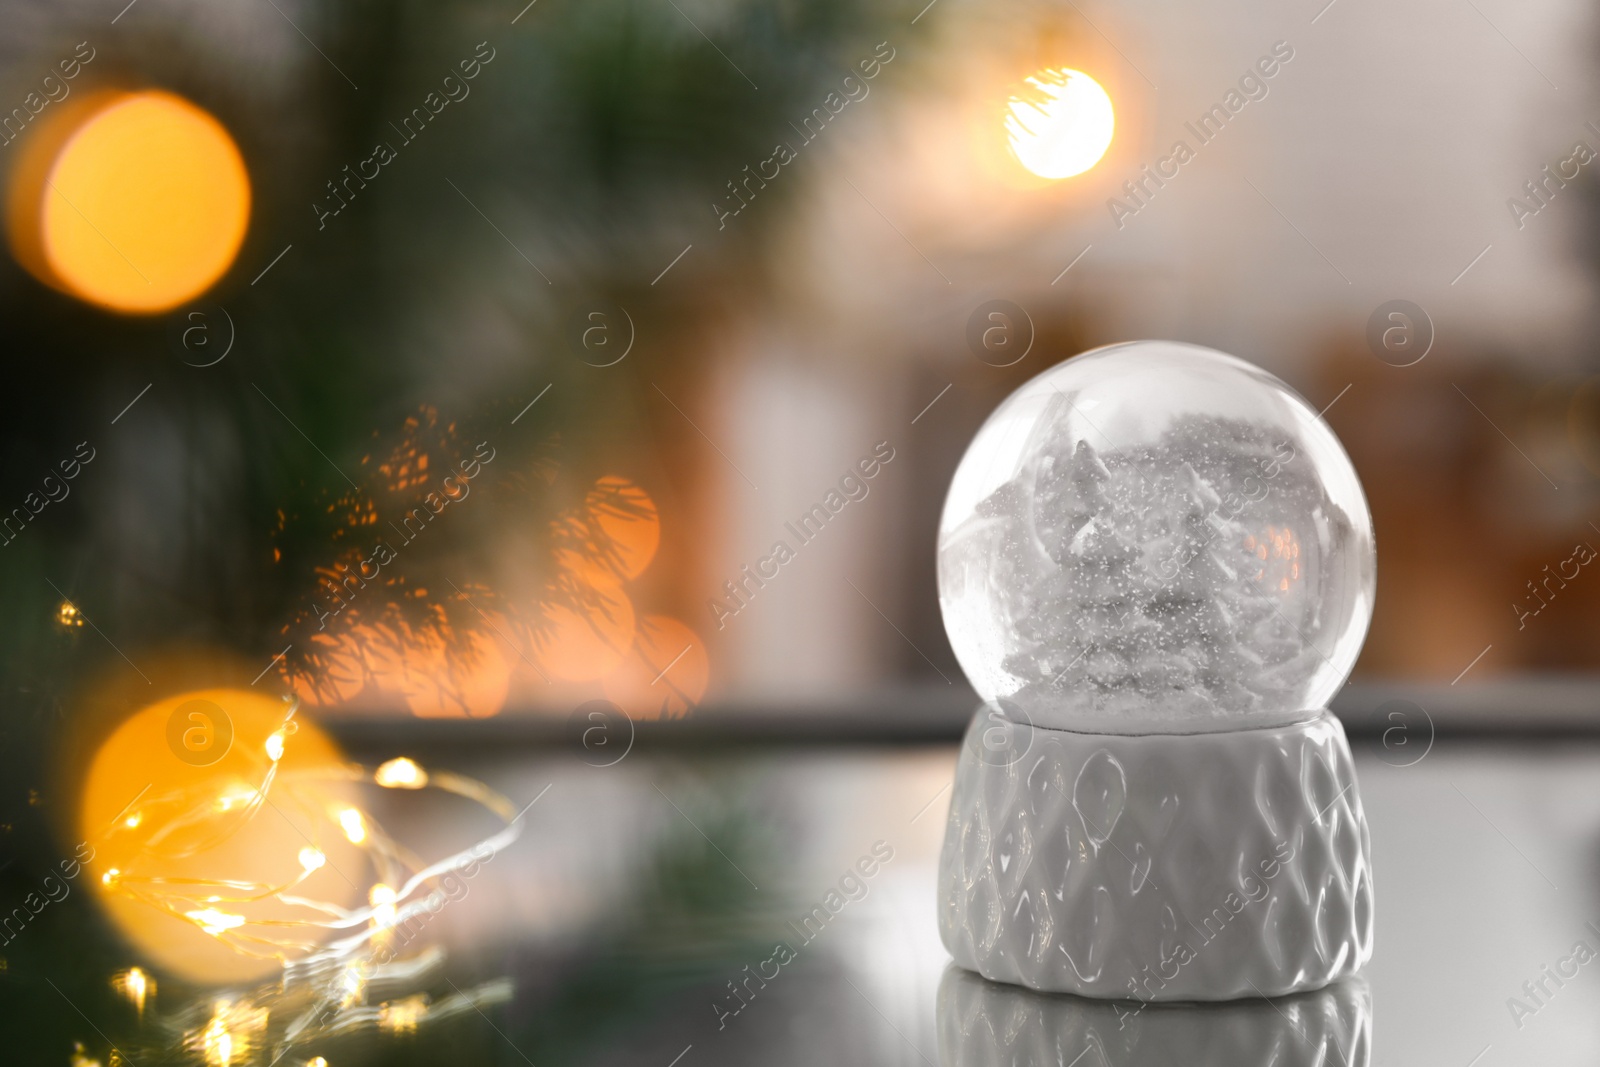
[937,708,1373,1000]
[937,965,1372,1067]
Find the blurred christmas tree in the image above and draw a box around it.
[0,0,922,834]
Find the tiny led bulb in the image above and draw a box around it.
[337,963,366,1007]
[186,908,246,936]
[374,757,427,789]
[368,883,397,927]
[298,846,326,872]
[214,788,259,813]
[338,808,367,844]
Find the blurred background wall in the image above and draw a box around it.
[701,0,1600,704]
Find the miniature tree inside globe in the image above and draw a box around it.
[938,341,1374,732]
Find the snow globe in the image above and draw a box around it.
[935,340,1375,999]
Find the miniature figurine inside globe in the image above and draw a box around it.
[939,341,1375,732]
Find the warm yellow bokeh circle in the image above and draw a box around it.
[8,90,250,313]
[1005,68,1115,180]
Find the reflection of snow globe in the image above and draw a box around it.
[936,342,1376,1000]
[938,966,1374,1067]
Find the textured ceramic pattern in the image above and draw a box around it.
[937,965,1372,1067]
[937,710,1373,999]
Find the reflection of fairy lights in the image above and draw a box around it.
[113,967,153,1016]
[369,882,398,928]
[337,962,367,1008]
[207,1017,231,1067]
[195,999,267,1067]
[56,600,84,628]
[1245,526,1302,591]
[380,994,428,1034]
[338,806,368,844]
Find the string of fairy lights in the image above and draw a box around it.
[94,696,528,1066]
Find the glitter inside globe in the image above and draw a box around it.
[938,341,1375,732]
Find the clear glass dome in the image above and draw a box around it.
[938,341,1375,732]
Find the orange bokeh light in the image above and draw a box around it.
[7,89,250,313]
[291,621,511,718]
[290,622,408,707]
[400,629,512,718]
[584,476,660,581]
[602,615,708,719]
[536,578,637,682]
[290,472,673,711]
[535,475,659,683]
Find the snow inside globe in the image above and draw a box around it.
[938,341,1375,733]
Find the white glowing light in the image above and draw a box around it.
[265,730,285,762]
[368,883,397,928]
[337,964,366,1008]
[298,846,326,872]
[214,787,259,813]
[374,757,428,789]
[1005,68,1115,180]
[338,807,367,844]
[187,908,247,936]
